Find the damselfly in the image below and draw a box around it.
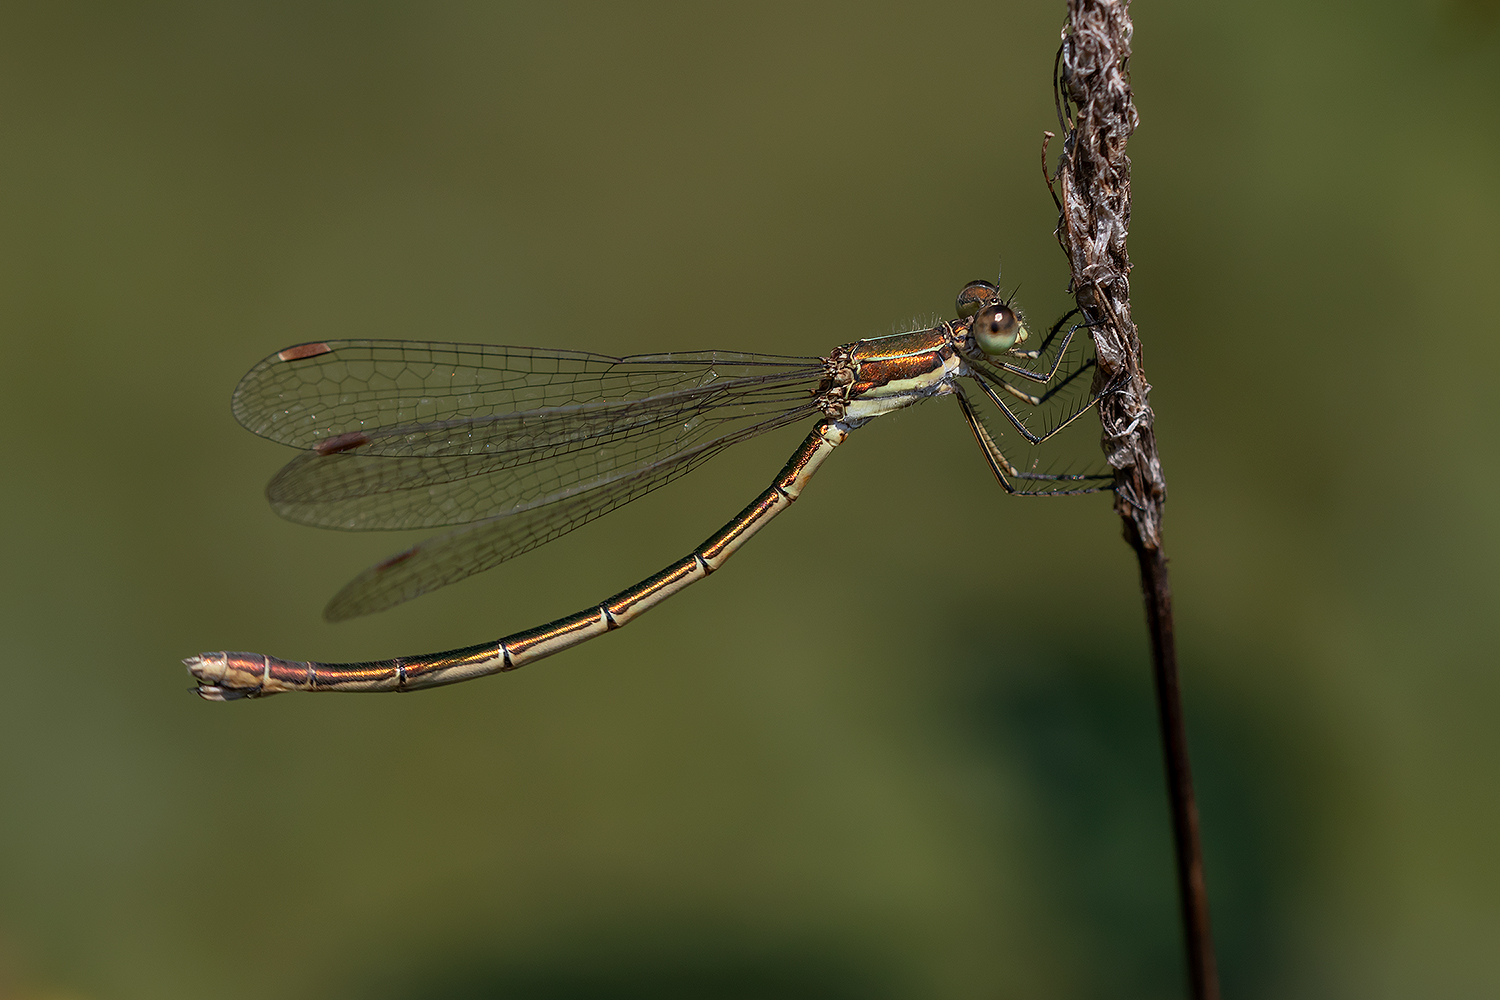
[186,280,1109,700]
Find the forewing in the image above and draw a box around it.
[263,367,825,530]
[232,339,821,452]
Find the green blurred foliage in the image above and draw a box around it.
[0,2,1495,998]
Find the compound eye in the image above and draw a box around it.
[955,279,999,319]
[973,302,1024,355]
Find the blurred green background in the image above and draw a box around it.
[2,2,1496,998]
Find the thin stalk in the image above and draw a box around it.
[1048,2,1221,996]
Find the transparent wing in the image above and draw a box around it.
[232,339,825,530]
[264,368,825,530]
[232,339,822,452]
[322,404,822,621]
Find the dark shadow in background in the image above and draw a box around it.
[951,636,1289,999]
[374,644,1290,1000]
[373,926,899,1000]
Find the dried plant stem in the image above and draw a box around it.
[1049,2,1220,997]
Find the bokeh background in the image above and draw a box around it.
[2,2,1496,998]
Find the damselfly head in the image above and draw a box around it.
[955,279,1000,319]
[973,302,1029,355]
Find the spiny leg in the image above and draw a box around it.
[953,388,1111,495]
[954,386,1024,493]
[972,372,1103,445]
[970,355,1101,446]
[973,342,1098,407]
